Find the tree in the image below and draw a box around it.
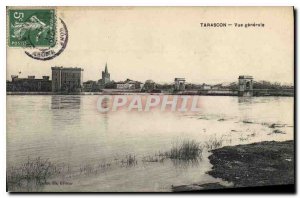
[142,80,156,92]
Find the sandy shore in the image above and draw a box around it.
[173,140,294,192]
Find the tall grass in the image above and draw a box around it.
[7,136,226,191]
[142,155,166,163]
[121,154,137,167]
[7,157,57,191]
[204,136,224,150]
[165,140,203,160]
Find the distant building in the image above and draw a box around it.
[98,63,111,88]
[201,83,211,90]
[174,78,185,91]
[7,75,51,92]
[83,80,98,92]
[52,66,84,92]
[116,79,143,90]
[238,75,253,96]
[102,63,110,84]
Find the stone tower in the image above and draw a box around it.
[238,75,253,96]
[102,63,110,85]
[174,78,186,91]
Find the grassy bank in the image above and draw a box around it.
[173,140,294,192]
[208,140,294,187]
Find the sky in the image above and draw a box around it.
[7,6,294,84]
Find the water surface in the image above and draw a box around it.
[7,95,294,192]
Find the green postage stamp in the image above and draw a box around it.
[8,9,56,47]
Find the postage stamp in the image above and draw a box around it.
[7,7,68,61]
[8,9,56,48]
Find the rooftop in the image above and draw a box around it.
[175,78,186,81]
[51,66,84,71]
[239,75,253,79]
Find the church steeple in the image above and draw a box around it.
[105,62,108,73]
[101,62,110,85]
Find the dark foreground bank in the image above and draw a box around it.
[173,140,294,192]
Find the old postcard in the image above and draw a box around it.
[6,6,294,192]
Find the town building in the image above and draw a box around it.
[174,78,186,91]
[7,75,51,92]
[201,83,211,90]
[83,80,98,92]
[116,79,143,90]
[52,66,84,92]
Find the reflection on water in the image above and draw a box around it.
[170,158,202,169]
[51,96,82,128]
[51,95,81,109]
[238,97,253,104]
[6,95,294,192]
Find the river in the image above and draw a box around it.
[7,95,294,192]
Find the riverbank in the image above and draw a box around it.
[6,91,294,96]
[172,140,294,192]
